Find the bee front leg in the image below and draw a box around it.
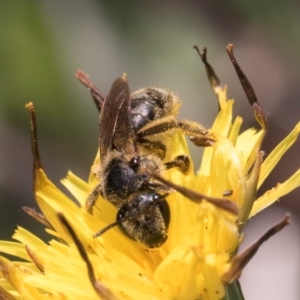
[86,183,102,214]
[164,155,190,174]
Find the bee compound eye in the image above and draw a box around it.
[158,200,170,229]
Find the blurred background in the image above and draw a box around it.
[1,1,300,299]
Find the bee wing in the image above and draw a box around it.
[99,76,137,164]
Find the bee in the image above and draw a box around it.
[75,71,215,248]
[91,74,171,248]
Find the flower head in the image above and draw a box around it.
[0,45,299,300]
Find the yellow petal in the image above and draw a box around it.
[0,256,45,300]
[211,99,234,138]
[228,116,242,146]
[0,241,29,261]
[61,171,90,207]
[258,122,300,188]
[250,169,300,217]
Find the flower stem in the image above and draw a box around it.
[224,281,245,300]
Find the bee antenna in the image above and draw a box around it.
[93,219,125,238]
[93,208,139,238]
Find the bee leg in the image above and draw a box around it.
[137,116,177,137]
[138,137,166,159]
[177,120,215,147]
[86,183,102,214]
[137,116,215,147]
[164,155,190,174]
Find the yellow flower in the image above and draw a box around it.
[0,45,299,300]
